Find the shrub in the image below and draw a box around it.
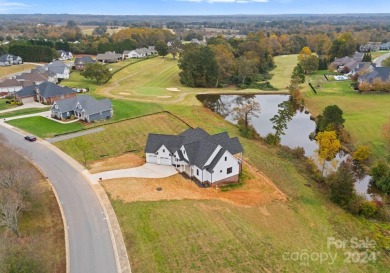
[359,201,379,218]
[353,145,371,163]
[265,133,280,146]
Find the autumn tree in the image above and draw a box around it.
[352,145,371,163]
[210,44,236,87]
[155,40,169,58]
[237,52,258,84]
[316,130,341,175]
[371,161,390,193]
[298,46,319,74]
[81,62,112,84]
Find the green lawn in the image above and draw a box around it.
[269,54,298,89]
[371,50,390,60]
[301,71,390,159]
[54,112,189,163]
[7,116,84,138]
[0,98,19,111]
[0,107,50,119]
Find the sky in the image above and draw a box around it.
[0,0,389,15]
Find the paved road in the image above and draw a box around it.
[373,52,390,67]
[0,124,118,273]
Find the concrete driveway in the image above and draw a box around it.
[87,163,178,183]
[0,101,48,114]
[373,52,390,67]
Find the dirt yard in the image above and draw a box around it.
[101,161,286,207]
[89,153,145,174]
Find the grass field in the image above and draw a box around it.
[301,71,390,159]
[0,98,17,111]
[371,50,390,60]
[55,112,189,164]
[269,54,298,89]
[0,107,50,119]
[0,63,36,79]
[55,102,390,272]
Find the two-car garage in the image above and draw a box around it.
[146,154,171,165]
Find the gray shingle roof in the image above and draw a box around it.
[51,94,112,115]
[145,127,243,170]
[360,67,390,83]
[74,56,95,65]
[16,85,36,98]
[47,61,68,74]
[35,82,76,98]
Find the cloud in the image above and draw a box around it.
[178,0,269,3]
[0,1,31,12]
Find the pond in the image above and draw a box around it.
[198,94,385,201]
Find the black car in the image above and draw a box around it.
[24,135,37,142]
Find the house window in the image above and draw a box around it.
[163,149,165,153]
[196,169,199,176]
[220,170,222,173]
[225,156,227,161]
[227,167,232,174]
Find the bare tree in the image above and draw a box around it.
[0,137,40,238]
[233,96,261,128]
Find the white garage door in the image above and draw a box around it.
[22,97,35,103]
[147,155,157,163]
[158,157,171,165]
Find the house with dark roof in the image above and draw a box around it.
[96,51,122,63]
[74,56,95,70]
[51,94,113,122]
[15,69,57,87]
[145,128,244,185]
[15,81,77,104]
[0,54,22,66]
[358,67,390,84]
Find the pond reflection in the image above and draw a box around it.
[198,94,385,201]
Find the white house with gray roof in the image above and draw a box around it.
[51,94,113,122]
[145,128,243,185]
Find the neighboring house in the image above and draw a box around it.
[350,62,372,76]
[358,67,390,84]
[0,54,22,66]
[74,56,95,70]
[46,61,70,80]
[123,47,156,59]
[14,70,56,87]
[15,81,77,104]
[379,42,390,50]
[57,50,73,60]
[145,128,244,185]
[0,79,23,95]
[359,43,380,52]
[96,51,122,63]
[51,94,113,122]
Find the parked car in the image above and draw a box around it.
[24,135,37,142]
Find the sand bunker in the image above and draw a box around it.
[157,96,172,98]
[119,92,131,96]
[166,88,181,92]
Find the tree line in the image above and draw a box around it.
[178,32,275,88]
